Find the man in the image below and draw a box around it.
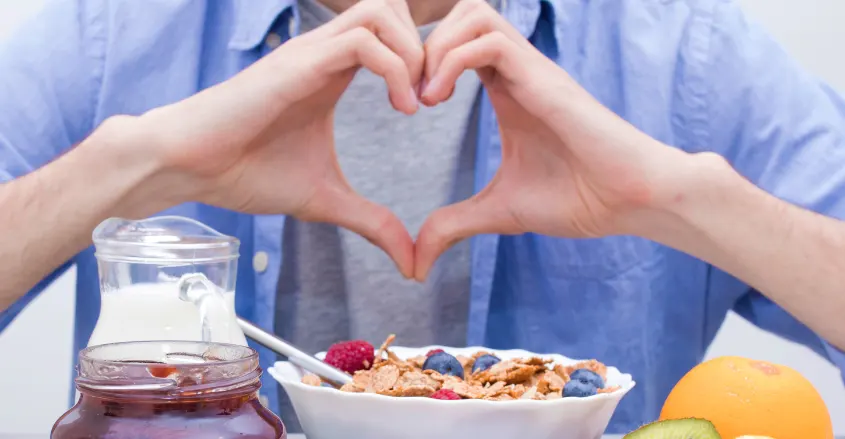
[0,0,843,432]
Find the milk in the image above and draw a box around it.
[88,282,248,347]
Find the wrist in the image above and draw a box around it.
[654,150,736,219]
[82,115,192,217]
[621,148,737,245]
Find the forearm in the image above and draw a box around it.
[0,116,180,312]
[639,151,845,349]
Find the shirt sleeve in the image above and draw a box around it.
[699,1,845,378]
[0,0,106,330]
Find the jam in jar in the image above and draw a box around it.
[51,341,285,439]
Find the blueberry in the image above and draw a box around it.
[570,369,604,389]
[471,354,501,373]
[563,379,597,398]
[422,352,465,379]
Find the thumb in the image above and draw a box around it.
[300,187,415,279]
[415,192,518,282]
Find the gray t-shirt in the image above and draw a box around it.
[275,0,489,429]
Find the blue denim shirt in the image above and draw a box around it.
[1,0,844,432]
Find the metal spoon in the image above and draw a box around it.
[237,317,353,387]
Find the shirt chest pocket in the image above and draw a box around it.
[524,235,659,280]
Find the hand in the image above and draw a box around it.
[413,0,687,280]
[133,0,424,277]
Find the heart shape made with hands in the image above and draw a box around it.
[168,0,670,285]
[315,0,663,282]
[290,0,663,282]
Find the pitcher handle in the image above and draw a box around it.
[177,273,233,343]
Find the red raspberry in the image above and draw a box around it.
[430,389,462,400]
[426,349,445,357]
[324,340,375,374]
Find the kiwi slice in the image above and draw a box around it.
[623,418,721,438]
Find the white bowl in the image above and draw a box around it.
[268,345,636,439]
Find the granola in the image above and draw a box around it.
[302,335,621,400]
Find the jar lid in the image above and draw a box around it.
[76,341,260,398]
[93,216,239,264]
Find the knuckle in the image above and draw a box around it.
[101,114,137,130]
[375,3,393,18]
[372,205,395,230]
[96,114,141,143]
[409,44,425,64]
[357,203,396,238]
[478,7,500,26]
[489,30,509,44]
[360,1,385,18]
[486,31,511,57]
[441,49,460,67]
[386,55,405,73]
[424,209,457,246]
[423,38,438,54]
[466,0,489,12]
[359,3,394,32]
[347,26,374,44]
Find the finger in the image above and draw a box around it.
[323,28,418,114]
[422,31,524,105]
[421,0,477,84]
[424,0,524,83]
[383,0,426,87]
[423,0,482,51]
[385,0,419,40]
[305,186,416,279]
[414,190,520,281]
[314,0,425,87]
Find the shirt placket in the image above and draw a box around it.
[466,0,558,346]
[252,6,300,411]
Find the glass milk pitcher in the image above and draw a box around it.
[87,216,248,347]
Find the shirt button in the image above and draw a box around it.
[288,16,296,37]
[253,251,269,273]
[265,32,282,50]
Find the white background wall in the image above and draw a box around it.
[1,0,844,434]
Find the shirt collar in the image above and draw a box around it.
[229,0,557,51]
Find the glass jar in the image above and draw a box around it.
[89,216,247,347]
[52,341,285,439]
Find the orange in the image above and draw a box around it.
[659,356,833,439]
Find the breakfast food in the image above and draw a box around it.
[324,340,376,374]
[660,356,833,439]
[623,418,720,438]
[302,334,620,400]
[430,389,462,400]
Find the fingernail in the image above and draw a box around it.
[417,78,427,97]
[408,87,419,111]
[422,77,440,99]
